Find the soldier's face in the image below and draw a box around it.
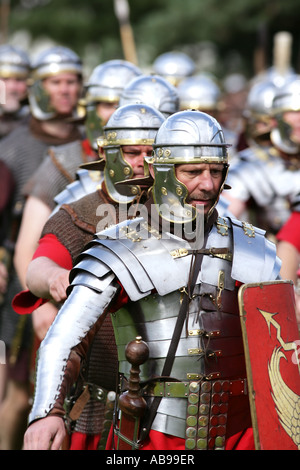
[1,77,27,112]
[122,145,153,178]
[175,162,224,215]
[283,110,300,144]
[43,72,81,116]
[96,101,118,124]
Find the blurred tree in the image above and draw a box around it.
[3,0,300,77]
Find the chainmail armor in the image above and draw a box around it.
[23,141,96,210]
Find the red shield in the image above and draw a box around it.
[238,280,300,450]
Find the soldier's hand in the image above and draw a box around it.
[32,302,59,341]
[47,267,70,303]
[0,261,8,294]
[23,416,66,450]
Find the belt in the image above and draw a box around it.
[142,378,247,451]
[142,378,247,399]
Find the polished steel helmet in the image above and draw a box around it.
[270,75,300,154]
[85,60,142,104]
[29,46,83,120]
[119,74,179,117]
[244,79,278,143]
[146,110,229,223]
[83,60,142,148]
[177,74,221,111]
[97,103,165,203]
[152,51,195,86]
[0,44,30,79]
[31,46,82,80]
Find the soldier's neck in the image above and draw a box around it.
[40,119,76,140]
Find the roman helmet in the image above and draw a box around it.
[28,45,83,120]
[270,75,300,154]
[146,109,230,224]
[0,44,30,79]
[0,45,31,115]
[244,79,278,144]
[91,103,165,204]
[83,60,142,149]
[152,51,195,86]
[119,74,179,117]
[177,74,221,112]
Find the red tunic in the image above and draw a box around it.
[276,212,300,252]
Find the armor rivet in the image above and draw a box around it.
[161,186,168,195]
[189,382,200,393]
[157,148,163,157]
[164,149,171,157]
[201,382,211,392]
[187,404,198,416]
[196,438,207,450]
[199,404,209,415]
[124,167,131,175]
[131,186,138,195]
[198,427,208,438]
[176,186,183,196]
[188,393,199,405]
[187,416,197,427]
[186,438,196,450]
[198,415,209,427]
[109,169,115,177]
[186,427,196,438]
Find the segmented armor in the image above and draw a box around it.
[226,145,300,233]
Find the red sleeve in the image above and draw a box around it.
[12,234,73,315]
[32,233,73,269]
[276,212,300,252]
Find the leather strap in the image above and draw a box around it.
[139,251,204,442]
[68,385,91,421]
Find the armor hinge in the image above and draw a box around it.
[242,221,255,238]
[217,270,225,309]
[216,217,229,236]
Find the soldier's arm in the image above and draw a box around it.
[24,280,120,450]
[277,240,300,285]
[26,256,70,302]
[14,195,52,289]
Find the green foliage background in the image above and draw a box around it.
[4,0,300,78]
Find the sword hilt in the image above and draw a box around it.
[119,336,149,418]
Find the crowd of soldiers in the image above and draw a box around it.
[0,34,299,451]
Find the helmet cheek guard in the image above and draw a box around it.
[270,76,300,154]
[151,163,192,223]
[103,146,135,203]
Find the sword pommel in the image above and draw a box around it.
[119,336,149,418]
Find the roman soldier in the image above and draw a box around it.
[23,110,281,451]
